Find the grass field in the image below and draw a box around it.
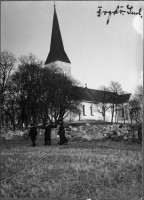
[0,138,142,199]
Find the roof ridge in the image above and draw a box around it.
[73,86,131,103]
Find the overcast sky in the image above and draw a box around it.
[1,1,143,94]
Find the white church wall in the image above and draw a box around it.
[64,102,130,123]
[64,101,112,123]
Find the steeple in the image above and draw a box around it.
[45,5,71,65]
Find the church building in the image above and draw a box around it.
[45,5,131,123]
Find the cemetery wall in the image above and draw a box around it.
[0,123,138,142]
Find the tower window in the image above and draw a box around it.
[83,105,86,116]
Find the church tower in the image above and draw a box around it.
[45,5,71,76]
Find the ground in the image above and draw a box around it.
[0,138,142,199]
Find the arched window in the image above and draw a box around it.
[90,105,94,116]
[121,108,124,118]
[83,105,86,116]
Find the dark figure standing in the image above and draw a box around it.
[44,122,57,145]
[58,123,68,145]
[29,124,37,147]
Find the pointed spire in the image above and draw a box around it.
[45,5,70,65]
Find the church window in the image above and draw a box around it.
[90,105,94,116]
[83,105,86,116]
[121,108,124,118]
[124,105,128,120]
[79,113,81,121]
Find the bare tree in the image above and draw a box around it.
[128,85,143,124]
[128,99,141,123]
[1,78,19,129]
[109,81,123,94]
[0,51,17,100]
[134,85,143,104]
[0,51,17,129]
[108,81,124,122]
[10,55,82,127]
[19,53,43,66]
[94,86,111,122]
[43,70,82,124]
[11,54,44,127]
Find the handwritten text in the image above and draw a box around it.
[97,5,143,25]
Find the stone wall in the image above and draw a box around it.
[65,123,138,141]
[0,123,138,141]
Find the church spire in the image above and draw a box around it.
[54,1,56,11]
[45,5,71,65]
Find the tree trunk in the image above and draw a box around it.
[103,115,105,122]
[42,118,46,127]
[130,117,132,124]
[47,115,51,123]
[138,123,142,142]
[115,105,117,123]
[18,120,23,130]
[25,117,28,129]
[21,107,25,127]
[32,107,37,126]
[13,122,15,130]
[111,104,114,122]
[54,117,58,125]
[115,113,117,123]
[32,114,36,126]
[42,110,49,127]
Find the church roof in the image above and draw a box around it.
[45,6,71,65]
[73,86,131,104]
[115,93,131,104]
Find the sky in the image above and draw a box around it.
[1,1,143,94]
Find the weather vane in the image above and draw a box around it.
[54,1,56,7]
